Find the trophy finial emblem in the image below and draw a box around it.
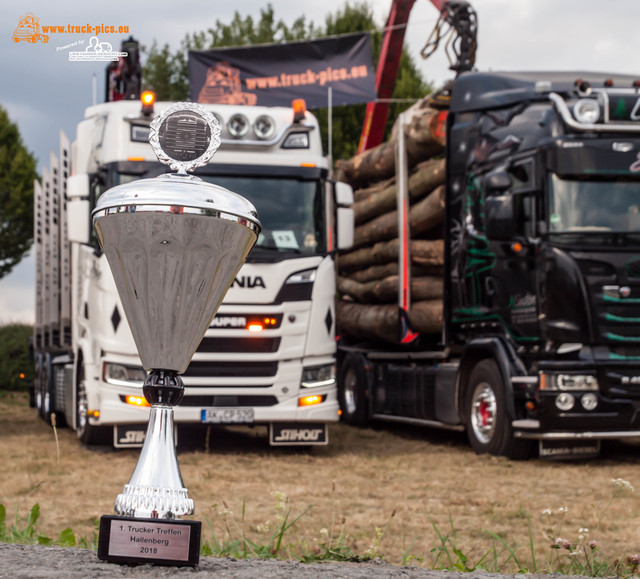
[149,102,221,174]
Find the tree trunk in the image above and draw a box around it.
[347,262,442,284]
[352,158,446,225]
[333,107,446,189]
[352,185,445,249]
[339,238,444,271]
[337,299,443,343]
[338,275,443,304]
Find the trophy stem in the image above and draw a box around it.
[114,371,194,519]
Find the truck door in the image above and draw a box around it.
[483,160,542,343]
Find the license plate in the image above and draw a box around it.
[201,408,254,424]
[539,439,600,460]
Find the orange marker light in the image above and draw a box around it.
[125,395,150,407]
[141,91,156,115]
[511,241,523,253]
[292,99,307,122]
[19,373,25,379]
[298,394,324,407]
[539,373,547,390]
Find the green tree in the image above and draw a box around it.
[142,2,431,160]
[0,107,38,279]
[0,324,33,391]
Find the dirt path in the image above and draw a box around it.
[2,391,640,573]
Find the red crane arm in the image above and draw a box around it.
[357,0,446,154]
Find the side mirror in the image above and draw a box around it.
[333,181,354,250]
[67,199,90,244]
[66,174,90,244]
[486,195,515,240]
[67,174,89,198]
[335,181,354,206]
[336,207,354,250]
[484,171,512,194]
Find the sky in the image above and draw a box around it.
[1,0,640,325]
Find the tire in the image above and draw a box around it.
[465,359,533,460]
[76,362,110,446]
[338,353,369,427]
[39,358,68,428]
[34,354,44,419]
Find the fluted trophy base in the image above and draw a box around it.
[98,370,200,566]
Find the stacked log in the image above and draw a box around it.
[335,98,447,345]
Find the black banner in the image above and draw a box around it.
[189,33,375,109]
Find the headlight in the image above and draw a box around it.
[573,98,600,124]
[228,114,249,138]
[282,132,309,149]
[543,373,599,391]
[253,115,276,139]
[581,393,598,411]
[555,393,575,411]
[103,362,146,387]
[301,364,335,388]
[286,269,316,284]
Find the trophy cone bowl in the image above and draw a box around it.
[93,174,260,373]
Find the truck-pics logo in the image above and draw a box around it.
[198,63,258,106]
[13,12,130,45]
[12,12,48,44]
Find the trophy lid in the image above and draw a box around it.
[92,102,260,227]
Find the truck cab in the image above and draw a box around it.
[35,95,354,448]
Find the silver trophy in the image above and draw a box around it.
[93,102,260,566]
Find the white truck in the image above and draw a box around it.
[33,92,354,447]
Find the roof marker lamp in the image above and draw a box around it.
[573,98,600,124]
[141,91,155,115]
[292,99,307,123]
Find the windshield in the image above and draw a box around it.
[111,170,327,257]
[201,175,326,255]
[549,174,640,233]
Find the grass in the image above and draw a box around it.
[4,390,640,574]
[1,478,639,576]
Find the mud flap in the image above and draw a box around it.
[539,439,600,460]
[269,423,328,446]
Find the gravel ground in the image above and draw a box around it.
[0,543,590,579]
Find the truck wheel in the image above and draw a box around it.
[42,360,67,428]
[76,363,109,446]
[465,359,533,460]
[338,353,369,427]
[34,355,44,419]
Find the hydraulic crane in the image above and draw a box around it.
[357,0,477,153]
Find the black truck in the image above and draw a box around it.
[337,70,640,460]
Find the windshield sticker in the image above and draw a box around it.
[630,152,640,173]
[272,230,299,249]
[550,213,561,224]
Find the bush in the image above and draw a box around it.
[0,324,33,391]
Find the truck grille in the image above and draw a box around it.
[198,336,280,353]
[183,360,278,378]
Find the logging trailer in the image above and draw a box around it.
[336,0,640,459]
